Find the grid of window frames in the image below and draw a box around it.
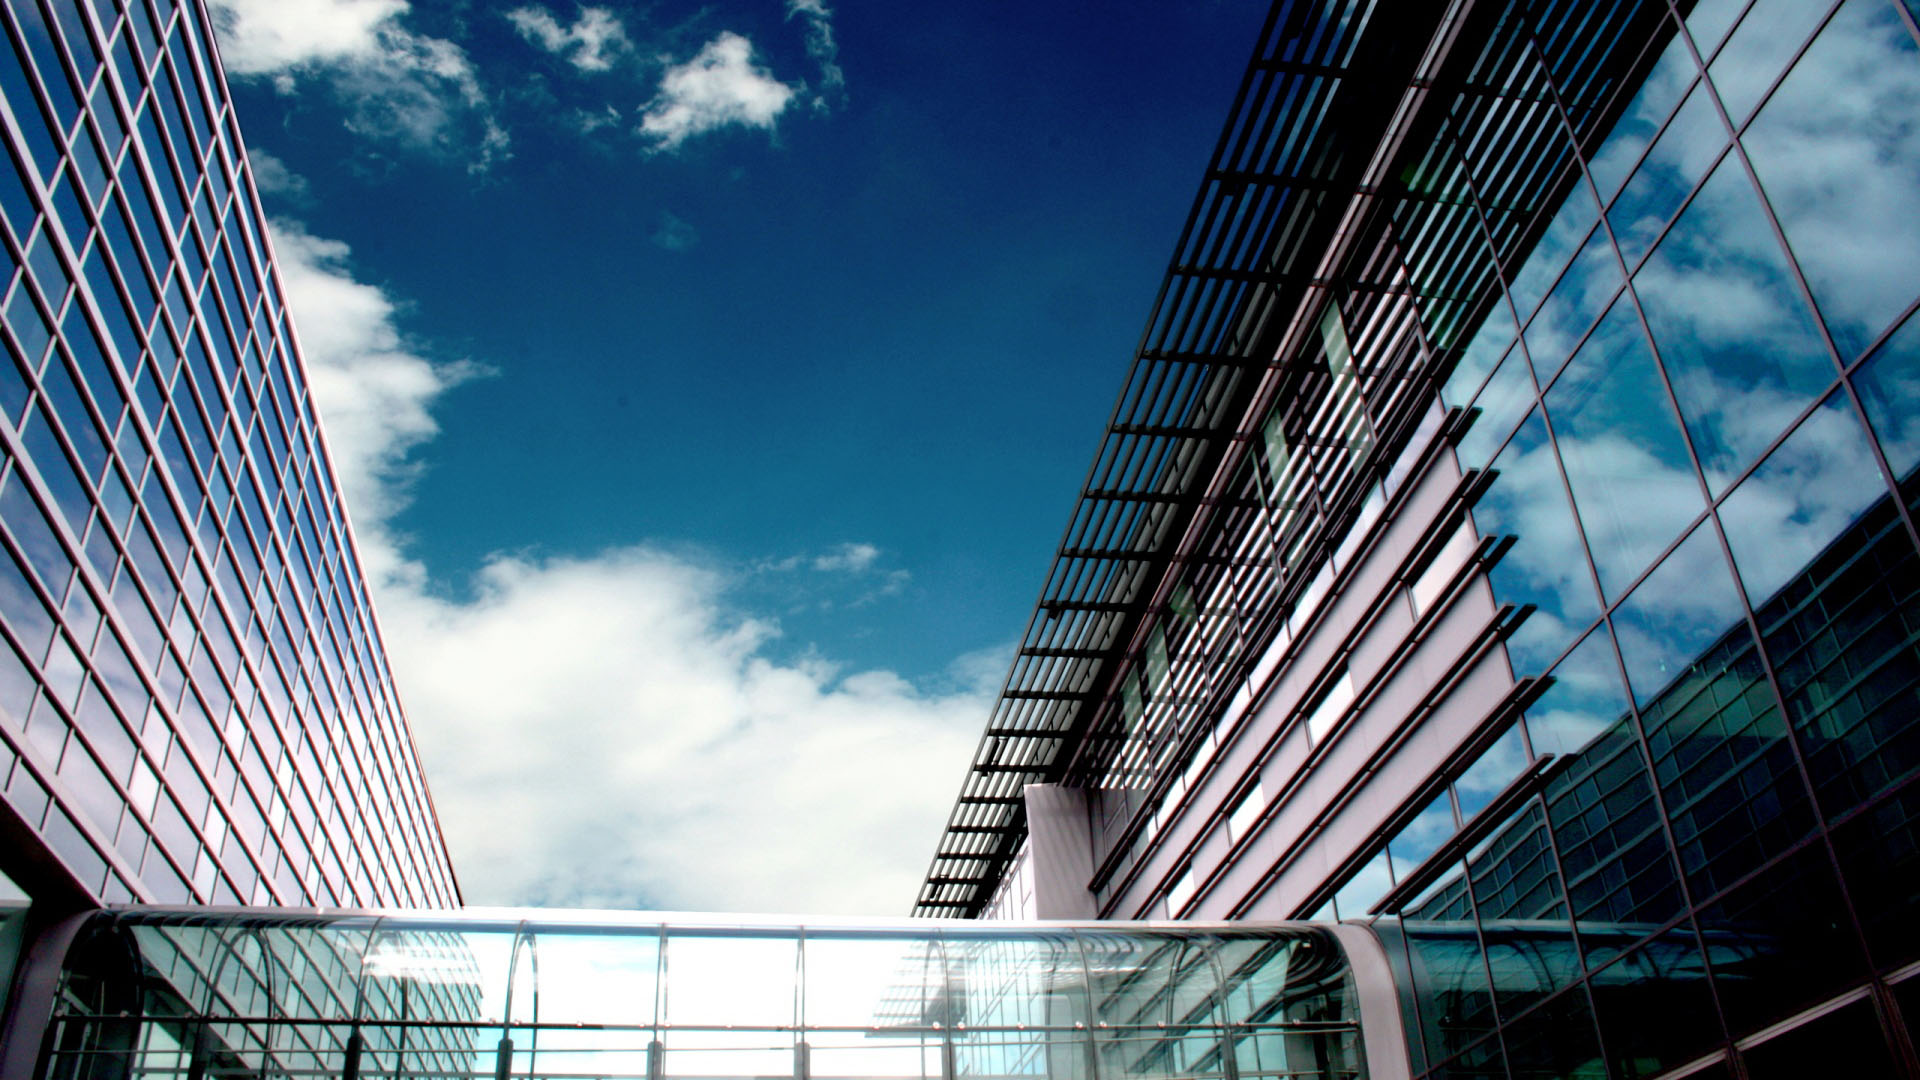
[0,0,458,908]
[1303,0,1920,1074]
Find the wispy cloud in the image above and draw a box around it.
[650,210,699,252]
[507,5,631,73]
[786,0,845,107]
[247,149,311,203]
[269,169,984,913]
[208,0,508,172]
[812,541,880,573]
[639,32,797,151]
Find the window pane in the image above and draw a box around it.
[1686,0,1745,59]
[1610,522,1748,707]
[1396,922,1497,1068]
[943,931,1083,1028]
[664,932,798,1078]
[1587,929,1722,1077]
[362,924,517,1022]
[1387,794,1454,876]
[1508,181,1601,322]
[1587,35,1697,203]
[1607,83,1727,269]
[1334,850,1392,918]
[533,929,660,1026]
[1698,847,1866,1036]
[1458,346,1535,470]
[1636,156,1835,492]
[1851,308,1920,479]
[1637,594,1814,900]
[1468,803,1570,930]
[1750,461,1920,822]
[1442,304,1518,410]
[1455,725,1528,822]
[1497,984,1604,1080]
[1708,0,1834,125]
[1833,785,1920,969]
[1545,296,1701,600]
[1743,0,1920,361]
[1742,997,1899,1080]
[1523,226,1620,383]
[1477,411,1603,672]
[804,933,947,1080]
[1543,718,1685,930]
[665,931,796,1026]
[1718,392,1889,605]
[1524,625,1629,759]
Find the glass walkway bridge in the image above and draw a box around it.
[0,911,1408,1080]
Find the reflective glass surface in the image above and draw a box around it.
[1523,225,1620,382]
[1544,301,1701,601]
[1606,83,1725,269]
[1740,997,1899,1079]
[1610,523,1748,708]
[0,0,457,907]
[1521,626,1628,759]
[1717,391,1887,605]
[1473,405,1599,675]
[1314,4,1920,1071]
[944,0,1920,1071]
[1586,927,1721,1079]
[1456,346,1533,471]
[1852,309,1920,478]
[1707,0,1835,126]
[1171,0,1920,1074]
[1634,157,1835,493]
[1509,182,1600,324]
[1587,36,1697,204]
[1741,0,1920,362]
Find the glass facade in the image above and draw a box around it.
[0,0,457,909]
[925,0,1920,1075]
[32,911,1373,1080]
[1333,0,1920,1073]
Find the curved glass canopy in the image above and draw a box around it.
[35,912,1369,1080]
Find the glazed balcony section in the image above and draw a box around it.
[37,913,1369,1080]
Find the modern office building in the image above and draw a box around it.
[0,0,459,914]
[919,0,1920,1074]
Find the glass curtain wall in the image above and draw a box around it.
[0,0,459,907]
[34,912,1368,1080]
[1307,0,1920,1076]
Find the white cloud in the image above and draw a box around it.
[812,542,880,573]
[208,0,508,171]
[785,0,845,106]
[574,105,624,135]
[248,149,310,203]
[639,33,797,150]
[507,5,631,73]
[377,551,984,912]
[650,210,699,252]
[207,0,405,73]
[270,196,987,913]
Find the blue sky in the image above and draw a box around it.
[208,0,1264,912]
